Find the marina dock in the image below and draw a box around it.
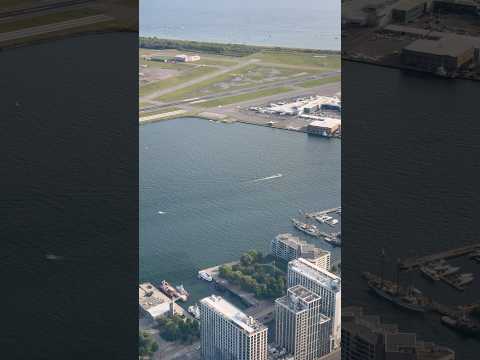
[305,207,341,218]
[399,243,480,270]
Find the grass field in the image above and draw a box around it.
[139,66,216,97]
[249,51,340,69]
[192,87,293,108]
[155,64,316,102]
[298,75,341,88]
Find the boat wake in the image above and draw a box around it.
[157,211,166,215]
[249,173,283,183]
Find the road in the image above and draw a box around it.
[141,58,260,101]
[0,14,113,43]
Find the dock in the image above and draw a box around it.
[399,243,480,270]
[305,207,341,218]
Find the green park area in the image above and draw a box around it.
[157,315,200,344]
[219,250,286,299]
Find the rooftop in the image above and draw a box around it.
[308,118,342,129]
[200,295,266,334]
[404,36,475,57]
[139,282,171,318]
[274,233,330,257]
[289,258,341,292]
[393,0,426,11]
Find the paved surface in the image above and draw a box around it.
[142,58,260,101]
[0,14,113,43]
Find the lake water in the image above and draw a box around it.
[343,61,480,359]
[140,0,340,50]
[140,118,341,304]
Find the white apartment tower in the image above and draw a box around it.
[275,285,331,360]
[287,258,341,349]
[199,295,268,360]
[271,233,331,271]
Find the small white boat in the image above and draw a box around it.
[198,271,213,282]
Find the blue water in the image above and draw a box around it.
[140,118,340,303]
[140,0,340,50]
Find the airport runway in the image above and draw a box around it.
[0,14,113,43]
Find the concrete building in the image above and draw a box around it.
[138,282,174,320]
[402,36,475,73]
[175,54,201,62]
[433,0,480,14]
[342,307,455,360]
[306,119,341,137]
[271,233,331,270]
[288,259,341,349]
[200,294,268,360]
[392,0,429,23]
[275,285,332,360]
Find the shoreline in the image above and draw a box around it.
[342,58,480,83]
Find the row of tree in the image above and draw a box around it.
[157,315,200,344]
[139,37,340,57]
[219,250,286,299]
[139,331,159,359]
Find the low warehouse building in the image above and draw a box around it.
[402,36,475,73]
[175,54,201,62]
[392,0,429,23]
[307,119,341,137]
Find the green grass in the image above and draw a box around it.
[141,107,181,115]
[298,75,341,88]
[193,87,293,108]
[139,66,216,97]
[155,64,313,102]
[250,51,340,69]
[0,7,101,33]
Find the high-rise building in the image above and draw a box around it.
[199,294,268,360]
[288,258,341,349]
[342,307,455,360]
[271,233,331,271]
[275,285,331,360]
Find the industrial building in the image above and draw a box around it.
[200,295,268,360]
[342,307,455,360]
[288,259,341,350]
[175,54,201,62]
[402,35,476,73]
[392,0,429,23]
[433,0,480,14]
[271,233,331,270]
[138,282,174,320]
[275,285,332,360]
[306,119,341,137]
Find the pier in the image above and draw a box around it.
[305,207,341,218]
[399,243,480,270]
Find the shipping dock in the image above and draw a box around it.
[399,244,480,271]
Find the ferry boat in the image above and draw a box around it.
[291,218,319,237]
[198,270,213,282]
[159,280,188,302]
[188,304,201,319]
